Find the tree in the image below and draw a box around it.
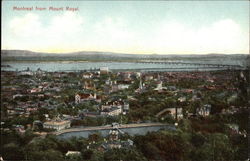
[82,149,94,160]
[103,149,147,161]
[2,143,24,161]
[191,132,206,148]
[27,149,64,161]
[208,133,234,161]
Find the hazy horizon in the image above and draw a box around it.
[2,1,249,55]
[2,49,249,56]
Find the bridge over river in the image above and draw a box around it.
[55,123,175,139]
[136,61,244,69]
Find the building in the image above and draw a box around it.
[154,81,167,92]
[197,104,211,117]
[145,75,154,81]
[100,67,109,74]
[83,80,95,90]
[118,84,130,90]
[101,100,129,114]
[65,151,81,157]
[156,107,183,120]
[43,120,71,131]
[82,72,93,79]
[30,88,42,93]
[135,79,146,93]
[111,84,119,93]
[167,107,183,119]
[101,107,122,116]
[98,127,133,151]
[75,93,101,104]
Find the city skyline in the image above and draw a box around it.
[2,1,249,55]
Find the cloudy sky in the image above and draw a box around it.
[2,1,249,54]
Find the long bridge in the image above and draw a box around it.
[135,61,244,69]
[54,122,171,136]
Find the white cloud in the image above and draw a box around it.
[195,19,244,53]
[8,12,84,51]
[47,12,83,39]
[10,13,42,37]
[92,17,138,51]
[149,19,247,54]
[7,13,248,54]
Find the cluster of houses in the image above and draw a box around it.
[75,92,130,117]
[2,68,245,134]
[100,100,129,116]
[64,124,134,158]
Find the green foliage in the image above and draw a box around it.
[82,149,94,160]
[103,148,147,161]
[134,131,190,161]
[27,149,64,161]
[1,142,24,160]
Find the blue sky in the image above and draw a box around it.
[2,1,249,54]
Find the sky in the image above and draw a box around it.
[2,1,249,55]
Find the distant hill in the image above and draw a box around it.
[1,50,249,67]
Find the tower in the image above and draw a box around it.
[139,78,143,89]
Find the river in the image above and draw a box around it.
[1,61,233,72]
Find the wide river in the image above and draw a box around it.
[1,61,232,72]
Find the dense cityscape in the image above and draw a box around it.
[1,66,249,161]
[2,0,249,160]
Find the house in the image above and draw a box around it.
[26,107,38,112]
[156,107,183,120]
[35,68,45,75]
[226,124,239,134]
[13,125,26,134]
[123,103,130,113]
[30,88,42,93]
[101,107,122,116]
[221,106,238,114]
[83,80,95,90]
[154,81,167,92]
[98,128,133,151]
[105,78,112,85]
[111,84,119,93]
[101,100,129,114]
[18,71,33,76]
[145,75,154,81]
[167,86,177,91]
[197,104,211,117]
[121,139,134,148]
[167,108,183,119]
[82,72,93,79]
[181,89,194,93]
[75,93,101,104]
[65,151,81,157]
[134,72,141,78]
[13,94,24,99]
[118,84,130,90]
[109,128,119,141]
[43,120,71,131]
[32,120,43,131]
[178,97,186,102]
